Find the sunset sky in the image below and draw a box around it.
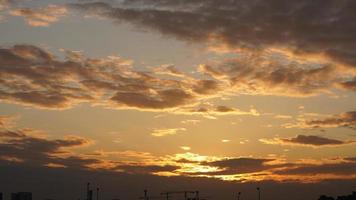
[0,0,356,200]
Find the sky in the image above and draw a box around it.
[0,0,356,200]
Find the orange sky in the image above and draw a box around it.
[0,1,356,199]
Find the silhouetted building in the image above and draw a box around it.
[0,192,3,200]
[11,192,32,200]
[319,195,335,200]
[319,192,356,200]
[336,192,356,200]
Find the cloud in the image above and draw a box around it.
[1,121,356,182]
[70,0,356,98]
[72,0,356,71]
[192,80,221,95]
[0,44,353,113]
[305,111,356,129]
[1,44,255,115]
[10,5,68,26]
[114,164,180,174]
[0,45,201,110]
[180,119,201,125]
[260,135,356,147]
[110,89,193,110]
[274,159,356,176]
[177,105,260,119]
[282,111,356,130]
[198,50,351,97]
[198,158,276,175]
[180,146,191,151]
[0,116,183,175]
[153,65,187,78]
[339,78,356,91]
[151,128,186,137]
[0,128,98,169]
[0,115,17,128]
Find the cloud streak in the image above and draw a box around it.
[260,135,356,147]
[305,111,356,129]
[151,128,186,137]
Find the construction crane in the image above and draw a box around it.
[160,191,200,200]
[139,190,167,200]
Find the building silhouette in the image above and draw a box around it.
[318,192,356,200]
[0,192,3,200]
[11,192,32,200]
[336,192,356,200]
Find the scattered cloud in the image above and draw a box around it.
[180,146,191,151]
[1,119,356,182]
[70,0,356,99]
[151,128,186,137]
[260,135,356,147]
[0,44,259,118]
[72,0,356,72]
[177,105,260,119]
[198,51,352,97]
[281,111,356,130]
[305,111,356,129]
[10,5,68,26]
[181,119,201,125]
[198,158,276,175]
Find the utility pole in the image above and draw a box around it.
[257,187,260,200]
[144,190,148,200]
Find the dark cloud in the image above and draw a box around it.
[198,55,340,96]
[1,120,356,183]
[0,45,267,113]
[110,89,193,109]
[281,135,347,146]
[180,105,259,117]
[192,80,220,95]
[306,111,356,129]
[275,162,356,176]
[72,0,356,69]
[260,135,356,147]
[339,78,356,91]
[69,0,356,97]
[0,118,183,175]
[115,164,180,174]
[194,158,279,175]
[0,45,202,110]
[0,127,98,169]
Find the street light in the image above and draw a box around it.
[256,187,260,200]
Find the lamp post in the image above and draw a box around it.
[257,187,260,200]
